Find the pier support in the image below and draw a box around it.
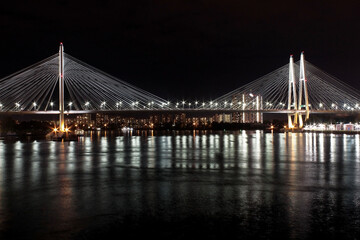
[287,55,298,128]
[298,52,310,128]
[59,43,65,132]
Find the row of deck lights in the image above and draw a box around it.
[2,101,360,111]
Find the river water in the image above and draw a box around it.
[1,130,360,239]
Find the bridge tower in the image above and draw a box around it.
[298,52,310,128]
[59,43,65,132]
[287,55,298,128]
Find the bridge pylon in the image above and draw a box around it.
[297,52,310,128]
[59,43,65,132]
[287,55,298,128]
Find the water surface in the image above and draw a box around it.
[1,130,360,239]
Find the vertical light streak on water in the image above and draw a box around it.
[330,134,336,163]
[343,134,348,161]
[355,134,360,161]
[148,135,156,168]
[279,132,286,164]
[264,131,274,170]
[56,141,75,224]
[229,134,235,168]
[239,130,248,169]
[82,136,92,168]
[313,132,317,161]
[289,132,297,163]
[319,133,325,162]
[223,134,229,169]
[186,135,194,169]
[163,136,172,168]
[175,136,181,168]
[114,137,122,164]
[100,136,108,154]
[31,141,40,184]
[130,137,140,168]
[305,132,314,161]
[182,136,188,166]
[201,134,208,169]
[251,130,261,169]
[208,134,215,169]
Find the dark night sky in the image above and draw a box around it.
[1,0,360,100]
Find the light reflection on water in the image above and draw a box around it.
[0,130,360,239]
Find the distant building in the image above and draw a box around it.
[231,92,263,123]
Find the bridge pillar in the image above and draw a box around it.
[298,52,310,128]
[59,43,65,132]
[287,55,298,128]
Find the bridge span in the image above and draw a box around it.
[1,44,360,129]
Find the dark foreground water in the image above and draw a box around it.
[1,130,360,239]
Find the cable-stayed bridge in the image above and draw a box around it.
[1,44,360,130]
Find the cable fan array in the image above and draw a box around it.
[1,51,360,113]
[0,53,170,111]
[210,61,360,111]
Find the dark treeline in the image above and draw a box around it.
[0,117,52,136]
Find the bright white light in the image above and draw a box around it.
[202,102,205,106]
[33,102,37,106]
[69,102,73,106]
[249,93,254,97]
[50,102,54,106]
[319,103,323,107]
[85,102,90,106]
[182,101,185,104]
